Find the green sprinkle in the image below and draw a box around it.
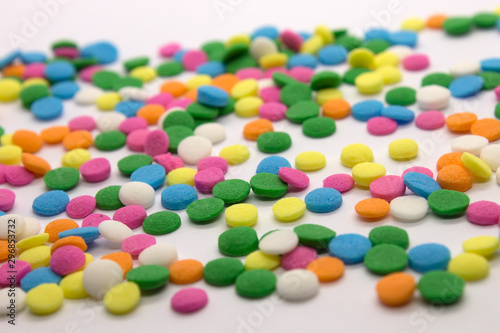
[142,211,181,235]
[126,265,170,290]
[478,71,500,90]
[335,35,363,51]
[186,198,225,223]
[293,224,336,251]
[43,167,80,191]
[280,83,312,106]
[112,76,143,91]
[222,43,248,63]
[417,271,465,305]
[162,110,195,129]
[202,41,226,62]
[0,126,4,137]
[256,132,292,153]
[19,84,50,109]
[364,244,408,275]
[219,97,235,116]
[164,125,194,153]
[212,179,251,204]
[310,71,342,90]
[117,154,153,175]
[427,189,470,216]
[186,102,219,120]
[51,40,78,50]
[368,226,409,249]
[443,17,474,35]
[250,173,288,198]
[286,100,320,123]
[332,28,348,38]
[95,185,124,210]
[94,131,127,151]
[343,68,371,85]
[272,72,298,88]
[218,226,259,256]
[204,258,245,286]
[72,58,98,71]
[495,103,500,119]
[385,86,416,106]
[235,269,277,298]
[123,57,149,72]
[302,117,336,138]
[421,72,454,87]
[473,12,499,29]
[157,61,184,77]
[225,55,257,74]
[362,39,390,54]
[92,70,120,90]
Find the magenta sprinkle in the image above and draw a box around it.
[147,93,174,108]
[153,153,184,173]
[197,156,228,174]
[278,167,310,189]
[0,188,15,212]
[121,234,156,256]
[367,116,398,136]
[236,68,262,80]
[288,66,314,83]
[281,246,317,270]
[260,86,281,103]
[66,195,96,219]
[401,166,434,178]
[323,174,355,193]
[171,288,208,313]
[466,200,500,226]
[5,166,35,186]
[113,205,148,229]
[68,115,96,132]
[415,111,446,130]
[369,175,406,202]
[82,213,110,228]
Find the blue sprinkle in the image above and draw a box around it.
[288,54,317,69]
[31,97,64,120]
[480,58,500,72]
[449,75,484,98]
[305,188,342,213]
[197,61,225,77]
[173,50,187,63]
[388,31,418,47]
[0,211,5,216]
[81,41,118,64]
[161,184,198,210]
[408,243,451,273]
[32,190,70,216]
[498,18,500,31]
[299,31,312,41]
[403,172,441,199]
[197,85,229,108]
[0,50,18,69]
[115,100,145,117]
[252,26,279,40]
[20,267,62,292]
[381,106,415,125]
[329,233,372,264]
[51,81,80,99]
[59,227,99,244]
[364,28,391,42]
[19,51,46,64]
[352,100,384,121]
[131,164,166,189]
[256,156,291,175]
[318,45,348,65]
[44,60,76,82]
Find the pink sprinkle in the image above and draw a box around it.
[281,246,317,270]
[119,117,149,135]
[144,129,170,157]
[323,174,354,193]
[403,54,430,71]
[82,213,110,228]
[80,158,111,183]
[122,234,156,256]
[127,129,151,152]
[0,165,7,184]
[0,189,15,211]
[236,68,262,80]
[280,30,303,52]
[466,200,500,226]
[197,156,228,174]
[494,86,500,101]
[402,166,434,179]
[159,43,182,58]
[153,153,184,173]
[259,102,287,121]
[171,288,208,313]
[80,65,103,82]
[113,205,147,229]
[5,166,34,186]
[182,50,208,71]
[278,167,309,189]
[194,167,225,193]
[415,111,446,130]
[367,117,398,136]
[167,98,193,110]
[66,195,96,219]
[0,260,31,285]
[50,245,86,275]
[260,86,281,103]
[288,66,314,83]
[68,115,96,132]
[53,47,79,59]
[369,175,406,202]
[147,93,174,108]
[263,67,287,79]
[22,63,45,79]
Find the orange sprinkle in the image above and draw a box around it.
[0,240,9,262]
[2,64,25,78]
[51,236,87,254]
[307,257,344,282]
[12,129,43,153]
[376,272,415,307]
[436,164,472,192]
[41,126,70,144]
[102,252,133,278]
[322,99,351,119]
[470,118,500,142]
[445,112,477,133]
[355,198,390,219]
[62,130,93,150]
[169,259,204,284]
[137,104,165,125]
[212,73,240,93]
[160,80,187,97]
[44,219,79,242]
[183,88,198,101]
[426,14,448,29]
[21,153,51,177]
[243,118,274,140]
[436,152,463,171]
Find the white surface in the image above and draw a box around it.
[1,0,500,332]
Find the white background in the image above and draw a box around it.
[1,0,500,332]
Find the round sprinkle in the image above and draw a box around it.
[302,117,336,138]
[171,288,208,313]
[43,167,80,191]
[161,184,198,210]
[415,111,446,130]
[286,101,320,123]
[305,188,342,213]
[376,272,415,307]
[169,259,204,284]
[117,154,153,175]
[367,117,398,136]
[235,269,277,298]
[143,211,181,235]
[203,258,245,286]
[448,253,489,281]
[276,269,319,301]
[26,284,64,315]
[293,224,336,251]
[295,151,326,171]
[103,282,140,315]
[186,198,225,223]
[218,226,258,257]
[95,185,124,210]
[225,203,258,227]
[355,198,390,219]
[219,144,250,165]
[427,189,470,216]
[341,143,374,168]
[369,175,406,202]
[272,197,306,222]
[462,236,500,257]
[259,230,299,255]
[257,131,292,153]
[408,243,451,273]
[369,225,409,249]
[352,162,386,187]
[31,97,64,120]
[417,271,465,305]
[403,172,441,198]
[388,138,418,161]
[32,190,70,216]
[126,265,170,290]
[250,173,288,198]
[94,131,127,151]
[364,244,408,275]
[329,234,372,264]
[390,195,429,222]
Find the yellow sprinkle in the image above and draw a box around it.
[352,162,386,187]
[315,25,334,44]
[226,34,251,47]
[166,167,197,186]
[259,53,288,69]
[219,144,250,165]
[341,143,374,168]
[245,250,281,270]
[225,203,258,227]
[234,96,263,117]
[60,271,89,299]
[295,151,326,171]
[62,148,91,169]
[401,17,426,31]
[186,74,212,90]
[104,281,141,315]
[374,51,400,68]
[316,88,343,105]
[463,236,499,257]
[21,78,50,88]
[461,152,492,180]
[388,138,419,161]
[355,72,384,94]
[0,78,22,102]
[300,35,323,54]
[231,79,258,99]
[272,197,306,222]
[130,66,157,82]
[0,144,22,165]
[348,48,375,68]
[19,245,51,269]
[495,6,500,15]
[16,233,49,250]
[79,253,94,271]
[448,253,489,281]
[96,92,121,111]
[375,65,402,85]
[26,283,64,315]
